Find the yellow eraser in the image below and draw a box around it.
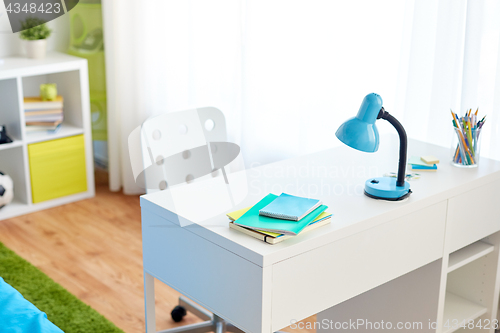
[421,155,439,164]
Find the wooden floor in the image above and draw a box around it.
[0,171,314,333]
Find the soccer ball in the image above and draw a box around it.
[0,172,13,209]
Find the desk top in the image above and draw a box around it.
[141,137,500,267]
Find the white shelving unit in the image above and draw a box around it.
[0,53,95,220]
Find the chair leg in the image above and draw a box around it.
[179,296,212,321]
[215,321,224,333]
[170,296,288,333]
[157,320,214,333]
[214,315,226,333]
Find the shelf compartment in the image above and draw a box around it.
[22,70,83,129]
[0,147,30,210]
[448,241,494,273]
[25,124,84,144]
[442,292,487,333]
[0,78,23,141]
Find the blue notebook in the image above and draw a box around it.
[259,193,322,221]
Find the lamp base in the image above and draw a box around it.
[364,177,411,201]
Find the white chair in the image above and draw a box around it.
[131,107,246,333]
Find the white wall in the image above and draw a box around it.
[0,1,70,58]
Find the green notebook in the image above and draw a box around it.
[234,194,328,235]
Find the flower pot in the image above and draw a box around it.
[24,39,47,59]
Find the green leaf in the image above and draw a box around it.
[19,17,52,40]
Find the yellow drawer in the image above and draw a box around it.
[28,135,87,203]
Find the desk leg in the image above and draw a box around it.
[145,271,156,333]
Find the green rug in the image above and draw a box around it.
[0,242,124,333]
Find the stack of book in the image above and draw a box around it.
[24,96,64,132]
[408,156,439,172]
[228,193,332,245]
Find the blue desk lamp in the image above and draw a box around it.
[335,93,411,201]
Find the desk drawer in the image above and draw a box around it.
[448,179,500,253]
[271,201,447,331]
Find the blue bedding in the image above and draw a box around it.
[0,277,63,333]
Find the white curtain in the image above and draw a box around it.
[103,0,500,194]
[396,0,500,161]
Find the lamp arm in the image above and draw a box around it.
[377,107,407,187]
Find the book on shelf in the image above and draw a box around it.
[25,123,62,133]
[26,120,62,127]
[25,109,63,116]
[231,194,327,236]
[24,96,64,110]
[25,114,64,123]
[228,208,332,244]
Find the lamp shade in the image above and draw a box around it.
[335,93,383,153]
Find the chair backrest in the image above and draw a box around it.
[140,107,227,193]
[129,106,247,225]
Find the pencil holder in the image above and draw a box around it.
[451,127,482,168]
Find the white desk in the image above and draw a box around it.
[141,137,500,333]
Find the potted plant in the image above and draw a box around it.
[19,17,52,59]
